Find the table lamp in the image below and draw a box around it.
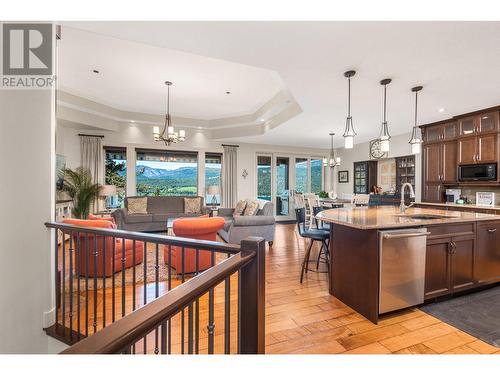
[207,185,220,206]
[100,185,117,210]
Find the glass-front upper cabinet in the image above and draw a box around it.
[459,116,476,136]
[424,125,442,143]
[478,112,499,133]
[443,122,457,140]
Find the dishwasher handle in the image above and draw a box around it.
[382,231,431,239]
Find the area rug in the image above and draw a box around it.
[420,286,500,347]
[63,243,173,292]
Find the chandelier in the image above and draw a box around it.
[323,132,341,168]
[342,70,356,149]
[408,85,423,155]
[153,81,186,146]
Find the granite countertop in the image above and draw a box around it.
[417,201,500,211]
[316,205,500,230]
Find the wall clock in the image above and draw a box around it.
[369,139,387,159]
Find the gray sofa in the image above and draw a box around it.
[112,196,209,232]
[218,200,275,245]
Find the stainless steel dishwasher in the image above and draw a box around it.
[379,227,429,314]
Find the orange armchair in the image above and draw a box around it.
[63,218,144,277]
[164,216,225,275]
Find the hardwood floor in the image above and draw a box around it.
[57,223,500,354]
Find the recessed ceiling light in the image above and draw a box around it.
[260,119,265,122]
[92,69,99,74]
[130,120,135,123]
[225,91,231,95]
[438,108,445,113]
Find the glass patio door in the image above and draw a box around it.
[275,156,290,217]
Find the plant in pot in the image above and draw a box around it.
[318,191,329,199]
[62,167,102,219]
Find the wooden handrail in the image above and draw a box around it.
[61,251,255,354]
[45,221,240,254]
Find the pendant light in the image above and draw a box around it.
[153,81,186,146]
[342,70,356,149]
[379,78,392,152]
[323,132,341,168]
[408,85,423,155]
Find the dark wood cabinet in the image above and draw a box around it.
[458,133,498,164]
[459,111,499,136]
[476,221,500,284]
[423,183,443,203]
[423,122,457,143]
[442,141,457,182]
[422,141,456,202]
[353,161,377,194]
[425,226,476,300]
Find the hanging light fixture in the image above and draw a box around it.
[379,78,392,152]
[342,70,356,149]
[153,81,186,146]
[408,85,423,155]
[323,132,341,168]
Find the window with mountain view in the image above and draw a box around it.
[104,147,127,207]
[310,158,323,193]
[295,158,308,194]
[257,155,272,201]
[135,150,198,196]
[205,153,222,205]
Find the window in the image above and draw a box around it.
[257,155,272,201]
[205,153,222,205]
[295,157,308,194]
[136,150,198,196]
[104,147,127,208]
[310,158,323,193]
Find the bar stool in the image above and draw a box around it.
[295,207,330,283]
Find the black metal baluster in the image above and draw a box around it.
[85,233,89,337]
[62,230,66,335]
[160,322,167,354]
[132,239,136,353]
[143,241,147,354]
[188,302,193,354]
[102,236,106,328]
[167,244,172,354]
[207,251,215,354]
[54,229,59,331]
[154,243,159,354]
[93,235,98,333]
[224,253,230,354]
[69,232,74,341]
[195,248,199,354]
[76,234,81,339]
[237,269,241,354]
[181,246,185,354]
[121,237,126,318]
[112,237,116,323]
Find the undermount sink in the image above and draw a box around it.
[394,213,450,220]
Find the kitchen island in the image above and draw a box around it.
[316,206,500,323]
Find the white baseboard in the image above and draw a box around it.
[43,307,56,328]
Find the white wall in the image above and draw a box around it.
[335,133,422,201]
[0,89,57,352]
[56,122,333,203]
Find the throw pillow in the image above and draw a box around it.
[88,213,116,226]
[127,197,148,214]
[244,200,259,216]
[234,200,247,216]
[184,197,202,214]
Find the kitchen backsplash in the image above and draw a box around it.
[459,187,500,205]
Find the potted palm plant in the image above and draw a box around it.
[62,167,102,219]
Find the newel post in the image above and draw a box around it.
[238,237,266,354]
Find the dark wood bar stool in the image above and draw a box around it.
[295,208,330,283]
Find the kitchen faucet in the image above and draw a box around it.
[400,182,416,213]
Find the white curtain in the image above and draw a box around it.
[221,145,238,208]
[80,135,103,212]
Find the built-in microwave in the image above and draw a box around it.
[458,163,497,182]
